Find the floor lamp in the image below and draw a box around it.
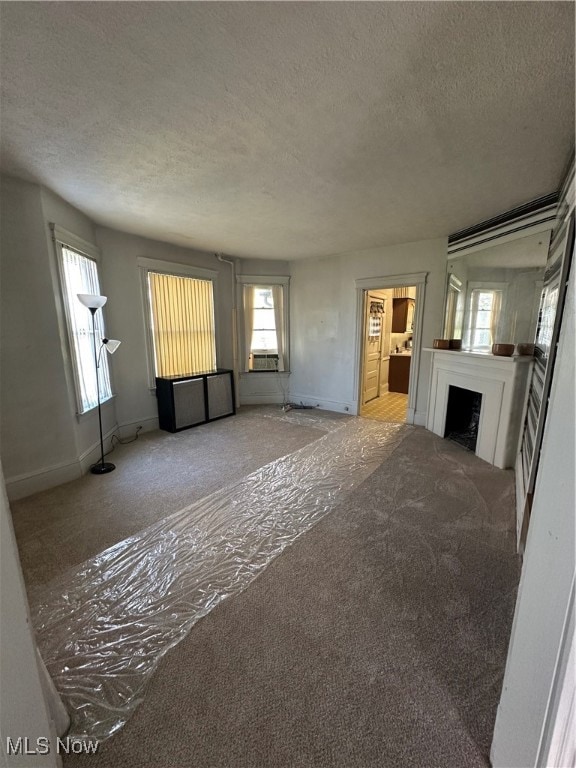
[77,294,121,475]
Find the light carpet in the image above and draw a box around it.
[59,425,519,768]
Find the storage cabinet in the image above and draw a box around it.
[392,298,415,333]
[156,369,235,433]
[389,355,411,394]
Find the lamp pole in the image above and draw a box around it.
[89,307,115,474]
[77,293,119,474]
[89,307,116,475]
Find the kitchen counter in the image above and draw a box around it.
[390,350,412,357]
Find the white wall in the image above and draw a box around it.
[0,174,294,495]
[237,259,290,277]
[238,372,290,405]
[0,463,62,768]
[288,238,447,418]
[95,226,238,431]
[1,176,252,494]
[0,177,120,499]
[491,260,575,766]
[0,177,80,494]
[39,186,118,467]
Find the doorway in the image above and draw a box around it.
[359,285,417,423]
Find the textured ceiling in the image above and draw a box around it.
[1,2,574,259]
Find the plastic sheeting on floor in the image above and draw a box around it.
[261,407,349,432]
[31,419,409,741]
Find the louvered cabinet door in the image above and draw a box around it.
[156,370,235,433]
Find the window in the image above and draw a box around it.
[54,231,113,414]
[443,274,463,339]
[146,270,216,378]
[250,286,278,355]
[238,276,289,372]
[464,288,503,351]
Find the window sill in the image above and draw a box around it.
[76,394,116,421]
[242,370,291,375]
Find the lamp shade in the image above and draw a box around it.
[103,338,121,354]
[78,294,107,309]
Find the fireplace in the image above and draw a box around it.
[444,385,482,452]
[426,349,533,469]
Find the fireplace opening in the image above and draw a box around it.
[444,385,482,452]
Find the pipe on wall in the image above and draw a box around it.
[215,253,240,407]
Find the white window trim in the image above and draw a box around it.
[52,224,100,261]
[236,275,290,373]
[138,257,219,389]
[443,274,463,339]
[50,223,114,417]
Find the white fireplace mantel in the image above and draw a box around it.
[425,349,533,468]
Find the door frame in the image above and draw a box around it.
[354,272,428,423]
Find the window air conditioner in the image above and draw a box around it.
[252,354,279,371]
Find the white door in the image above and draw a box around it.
[363,293,384,404]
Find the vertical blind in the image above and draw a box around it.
[60,246,113,413]
[148,271,216,377]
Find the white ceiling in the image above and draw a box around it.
[1,2,574,260]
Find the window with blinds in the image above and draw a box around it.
[60,245,113,413]
[148,271,217,377]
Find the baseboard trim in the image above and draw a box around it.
[117,416,159,438]
[6,425,120,501]
[414,410,427,427]
[287,393,355,414]
[78,426,119,474]
[6,460,82,501]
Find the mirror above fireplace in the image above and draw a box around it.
[443,231,549,351]
[442,196,557,352]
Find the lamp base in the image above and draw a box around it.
[90,461,116,475]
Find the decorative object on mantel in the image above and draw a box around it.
[516,343,535,356]
[433,339,450,349]
[492,343,515,357]
[449,339,462,350]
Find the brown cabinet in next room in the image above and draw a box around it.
[392,298,415,333]
[389,355,411,394]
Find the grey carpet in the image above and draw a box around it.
[59,426,519,768]
[12,406,346,587]
[31,420,407,741]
